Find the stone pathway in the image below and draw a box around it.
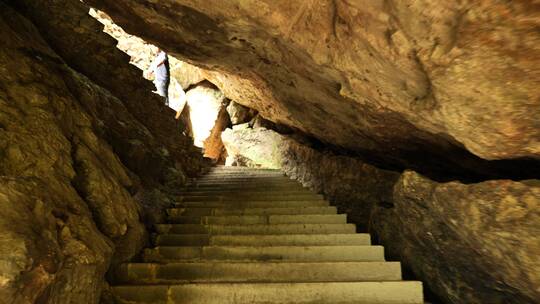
[111,166,423,303]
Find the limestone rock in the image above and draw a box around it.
[227,101,256,125]
[371,171,540,304]
[84,0,540,179]
[203,106,231,163]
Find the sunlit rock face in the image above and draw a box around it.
[84,0,539,179]
[372,172,540,304]
[185,82,227,148]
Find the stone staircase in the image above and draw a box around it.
[111,166,424,303]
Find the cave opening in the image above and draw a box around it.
[1,1,539,304]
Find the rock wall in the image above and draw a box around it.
[0,1,205,303]
[372,172,540,304]
[11,0,205,178]
[83,0,540,180]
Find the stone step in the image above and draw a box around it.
[155,223,356,235]
[191,176,291,182]
[178,189,313,195]
[112,282,424,304]
[178,194,324,202]
[166,214,347,225]
[143,245,385,262]
[200,171,285,175]
[153,234,371,246]
[173,200,329,208]
[167,206,337,216]
[114,261,402,284]
[211,166,280,171]
[181,184,306,191]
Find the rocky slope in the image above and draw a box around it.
[84,0,539,180]
[0,1,205,303]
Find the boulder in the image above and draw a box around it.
[226,101,256,125]
[371,171,540,304]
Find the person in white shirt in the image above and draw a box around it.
[147,48,170,105]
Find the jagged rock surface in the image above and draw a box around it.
[0,1,205,303]
[371,172,540,304]
[227,101,257,125]
[84,0,539,179]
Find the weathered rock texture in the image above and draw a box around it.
[372,172,540,304]
[83,0,540,179]
[0,1,205,303]
[227,101,257,125]
[222,126,399,230]
[11,0,205,178]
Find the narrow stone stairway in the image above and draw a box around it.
[111,166,424,303]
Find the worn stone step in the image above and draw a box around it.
[191,176,291,182]
[166,214,347,225]
[183,182,306,191]
[178,194,324,202]
[181,184,306,192]
[211,166,280,171]
[153,234,371,246]
[155,223,355,235]
[176,195,324,202]
[173,200,329,208]
[198,171,285,179]
[114,261,402,284]
[143,245,385,262]
[178,189,313,195]
[112,282,423,304]
[167,206,337,216]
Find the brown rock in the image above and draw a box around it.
[371,171,540,304]
[227,101,256,125]
[84,0,540,179]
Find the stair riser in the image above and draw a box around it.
[112,282,424,304]
[143,246,384,262]
[155,224,356,235]
[178,195,324,202]
[115,262,402,284]
[153,234,371,246]
[166,206,338,216]
[174,201,329,208]
[178,190,313,195]
[165,215,347,225]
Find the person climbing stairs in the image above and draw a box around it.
[111,166,424,303]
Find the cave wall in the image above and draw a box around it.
[11,0,205,178]
[0,1,205,303]
[83,0,539,179]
